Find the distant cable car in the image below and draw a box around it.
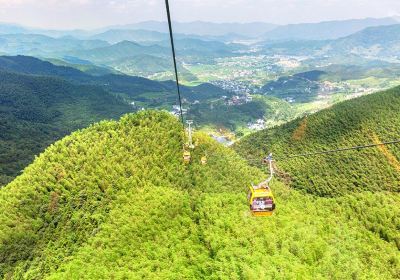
[183,150,191,164]
[183,121,195,164]
[248,153,276,217]
[201,156,207,165]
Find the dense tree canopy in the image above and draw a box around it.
[1,111,398,279]
[235,86,400,196]
[0,71,132,186]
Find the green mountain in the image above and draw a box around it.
[46,58,118,76]
[328,24,400,57]
[261,71,326,103]
[68,38,239,77]
[0,70,132,186]
[235,86,400,197]
[262,24,400,63]
[70,41,168,64]
[155,38,243,56]
[0,55,91,80]
[108,54,197,82]
[0,111,399,279]
[0,56,226,103]
[0,56,235,184]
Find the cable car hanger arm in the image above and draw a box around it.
[165,0,184,125]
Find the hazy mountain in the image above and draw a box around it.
[69,40,169,63]
[155,38,243,55]
[0,34,109,57]
[263,17,399,41]
[112,21,277,38]
[0,23,95,38]
[90,29,170,44]
[328,24,400,57]
[1,17,398,42]
[260,23,400,60]
[0,23,29,34]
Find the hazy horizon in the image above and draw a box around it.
[0,0,399,30]
[2,16,400,32]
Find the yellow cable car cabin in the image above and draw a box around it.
[248,185,275,216]
[200,156,207,165]
[183,150,191,164]
[248,153,276,217]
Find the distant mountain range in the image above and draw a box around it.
[1,17,400,83]
[1,17,398,41]
[260,24,400,61]
[107,21,278,38]
[0,33,109,56]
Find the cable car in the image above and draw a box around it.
[248,153,276,217]
[183,150,191,164]
[200,156,207,165]
[248,185,275,216]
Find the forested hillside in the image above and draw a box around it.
[0,71,131,185]
[235,86,400,197]
[0,56,230,104]
[1,111,399,279]
[0,56,244,185]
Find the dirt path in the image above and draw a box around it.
[370,132,400,173]
[292,117,308,141]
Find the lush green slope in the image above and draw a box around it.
[0,56,227,104]
[187,96,269,131]
[235,87,400,196]
[1,111,399,279]
[0,71,132,185]
[262,71,325,103]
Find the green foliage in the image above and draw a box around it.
[0,111,398,279]
[235,86,400,196]
[0,71,132,185]
[0,56,241,185]
[188,98,269,131]
[262,74,321,103]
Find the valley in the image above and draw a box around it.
[1,17,400,185]
[1,20,400,128]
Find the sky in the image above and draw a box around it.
[0,0,399,30]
